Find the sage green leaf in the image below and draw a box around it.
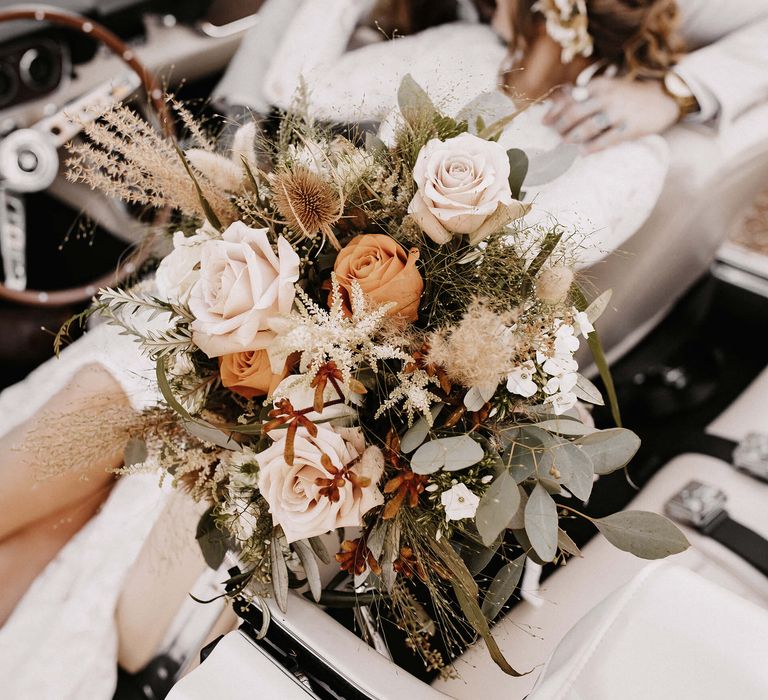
[270,529,289,613]
[183,419,242,451]
[398,73,437,124]
[464,535,502,575]
[524,483,558,562]
[552,442,594,502]
[576,428,640,475]
[400,404,444,454]
[254,596,271,639]
[594,511,690,559]
[585,289,613,324]
[506,148,529,199]
[511,528,547,566]
[124,437,147,467]
[481,554,526,620]
[309,536,331,565]
[381,521,401,592]
[476,470,521,546]
[174,143,222,230]
[573,374,605,406]
[195,507,228,570]
[411,435,484,474]
[536,418,597,436]
[365,132,387,158]
[508,487,528,530]
[432,539,528,677]
[557,528,582,557]
[293,539,322,602]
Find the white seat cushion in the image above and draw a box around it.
[433,453,768,698]
[528,564,768,700]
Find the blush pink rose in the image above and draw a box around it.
[257,425,384,543]
[189,221,300,358]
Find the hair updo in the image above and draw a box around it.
[508,0,684,78]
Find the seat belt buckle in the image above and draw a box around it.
[732,432,768,482]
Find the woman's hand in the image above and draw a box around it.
[544,76,680,153]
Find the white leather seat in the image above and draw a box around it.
[528,564,768,700]
[581,104,768,366]
[433,453,768,699]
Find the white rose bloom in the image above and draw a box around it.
[507,360,539,398]
[188,222,300,358]
[155,230,206,304]
[269,374,360,425]
[408,132,528,245]
[257,425,384,543]
[441,483,480,521]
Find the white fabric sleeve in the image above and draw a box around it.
[675,15,768,129]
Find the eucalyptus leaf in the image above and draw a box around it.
[398,73,437,123]
[476,470,521,546]
[524,483,558,562]
[464,535,502,575]
[293,540,322,602]
[400,404,444,453]
[557,528,582,557]
[254,596,271,639]
[381,521,401,592]
[309,536,331,565]
[552,442,595,502]
[411,435,484,474]
[124,437,147,467]
[195,507,228,570]
[536,418,597,436]
[585,289,613,324]
[508,486,528,530]
[573,374,605,406]
[576,428,641,475]
[270,530,289,613]
[365,132,387,158]
[511,528,547,566]
[183,419,242,451]
[507,148,529,200]
[481,554,526,621]
[594,511,689,559]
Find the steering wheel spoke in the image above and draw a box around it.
[0,186,26,291]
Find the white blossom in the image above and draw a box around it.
[441,483,480,521]
[507,360,538,398]
[573,310,594,338]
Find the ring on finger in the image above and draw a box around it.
[593,111,611,130]
[571,86,590,103]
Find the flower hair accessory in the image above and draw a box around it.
[533,0,594,63]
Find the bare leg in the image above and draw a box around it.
[0,362,135,625]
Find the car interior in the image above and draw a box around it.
[1,1,767,698]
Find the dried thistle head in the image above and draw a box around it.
[272,166,342,248]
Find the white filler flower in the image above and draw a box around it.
[441,483,481,521]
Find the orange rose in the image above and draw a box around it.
[219,349,287,399]
[332,234,423,321]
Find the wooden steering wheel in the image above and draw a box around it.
[0,4,172,306]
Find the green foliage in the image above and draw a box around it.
[506,148,529,200]
[481,553,526,621]
[594,511,690,559]
[476,470,521,546]
[196,507,229,569]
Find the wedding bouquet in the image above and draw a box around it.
[64,77,687,676]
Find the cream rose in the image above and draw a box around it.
[257,425,384,543]
[408,132,529,245]
[155,227,217,304]
[189,222,300,358]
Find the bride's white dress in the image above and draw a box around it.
[263,0,669,264]
[0,322,169,699]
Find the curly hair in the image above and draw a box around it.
[507,0,684,78]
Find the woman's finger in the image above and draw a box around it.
[543,87,577,124]
[582,124,629,153]
[551,98,603,136]
[565,110,613,143]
